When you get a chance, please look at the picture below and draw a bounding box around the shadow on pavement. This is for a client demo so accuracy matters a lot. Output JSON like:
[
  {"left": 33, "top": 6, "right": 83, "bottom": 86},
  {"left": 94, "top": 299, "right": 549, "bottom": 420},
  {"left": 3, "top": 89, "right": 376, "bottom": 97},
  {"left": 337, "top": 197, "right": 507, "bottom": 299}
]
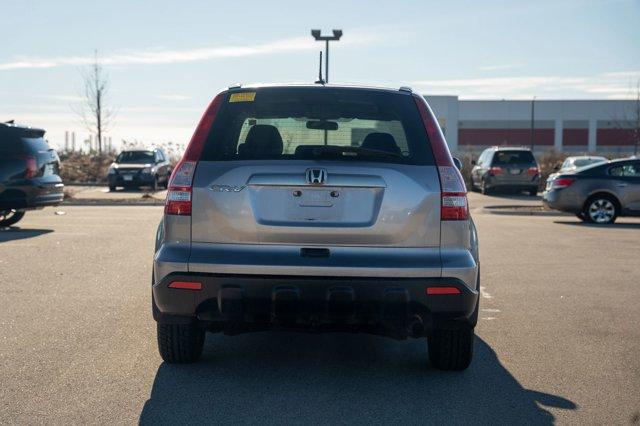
[
  {"left": 109, "top": 187, "right": 153, "bottom": 193},
  {"left": 140, "top": 333, "right": 575, "bottom": 424},
  {"left": 0, "top": 227, "right": 53, "bottom": 242},
  {"left": 554, "top": 220, "right": 640, "bottom": 230},
  {"left": 477, "top": 190, "right": 541, "bottom": 200}
]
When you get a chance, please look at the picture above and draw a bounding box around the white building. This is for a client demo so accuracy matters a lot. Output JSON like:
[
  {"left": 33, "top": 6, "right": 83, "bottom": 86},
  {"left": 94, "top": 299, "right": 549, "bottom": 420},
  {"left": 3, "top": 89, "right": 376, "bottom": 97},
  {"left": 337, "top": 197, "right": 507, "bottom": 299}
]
[{"left": 426, "top": 96, "right": 638, "bottom": 153}]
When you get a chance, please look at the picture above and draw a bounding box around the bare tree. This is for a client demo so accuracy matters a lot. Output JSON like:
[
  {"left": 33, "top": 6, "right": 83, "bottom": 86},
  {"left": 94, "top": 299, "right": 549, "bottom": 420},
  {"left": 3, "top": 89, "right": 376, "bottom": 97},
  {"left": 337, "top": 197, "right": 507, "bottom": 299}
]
[
  {"left": 611, "top": 80, "right": 640, "bottom": 156},
  {"left": 75, "top": 51, "right": 116, "bottom": 154},
  {"left": 631, "top": 81, "right": 640, "bottom": 156}
]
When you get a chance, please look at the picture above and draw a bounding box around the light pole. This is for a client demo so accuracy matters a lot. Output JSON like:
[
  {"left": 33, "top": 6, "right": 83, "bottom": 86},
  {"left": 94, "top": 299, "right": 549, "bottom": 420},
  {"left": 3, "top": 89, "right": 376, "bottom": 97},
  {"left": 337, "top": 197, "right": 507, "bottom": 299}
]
[{"left": 311, "top": 29, "right": 342, "bottom": 83}]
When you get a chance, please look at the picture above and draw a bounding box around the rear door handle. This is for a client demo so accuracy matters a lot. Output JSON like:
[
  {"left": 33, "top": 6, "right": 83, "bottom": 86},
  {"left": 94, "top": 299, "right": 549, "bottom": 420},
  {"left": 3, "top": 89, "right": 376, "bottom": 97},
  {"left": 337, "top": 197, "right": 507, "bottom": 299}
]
[{"left": 615, "top": 183, "right": 628, "bottom": 187}]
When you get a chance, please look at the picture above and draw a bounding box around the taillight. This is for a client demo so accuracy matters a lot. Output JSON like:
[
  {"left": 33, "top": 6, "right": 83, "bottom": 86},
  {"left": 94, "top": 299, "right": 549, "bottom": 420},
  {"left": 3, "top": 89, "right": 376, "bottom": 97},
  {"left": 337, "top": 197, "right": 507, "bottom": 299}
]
[
  {"left": 441, "top": 192, "right": 469, "bottom": 220},
  {"left": 25, "top": 156, "right": 38, "bottom": 178},
  {"left": 413, "top": 94, "right": 468, "bottom": 221},
  {"left": 488, "top": 167, "right": 503, "bottom": 175},
  {"left": 551, "top": 177, "right": 575, "bottom": 189},
  {"left": 165, "top": 93, "right": 225, "bottom": 216},
  {"left": 527, "top": 167, "right": 539, "bottom": 175}
]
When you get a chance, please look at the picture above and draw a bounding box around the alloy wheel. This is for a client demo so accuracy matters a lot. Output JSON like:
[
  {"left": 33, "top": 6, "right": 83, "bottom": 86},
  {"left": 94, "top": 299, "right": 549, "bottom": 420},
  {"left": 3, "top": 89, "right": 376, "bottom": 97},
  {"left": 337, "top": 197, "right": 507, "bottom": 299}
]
[
  {"left": 0, "top": 209, "right": 17, "bottom": 222},
  {"left": 588, "top": 199, "right": 616, "bottom": 223}
]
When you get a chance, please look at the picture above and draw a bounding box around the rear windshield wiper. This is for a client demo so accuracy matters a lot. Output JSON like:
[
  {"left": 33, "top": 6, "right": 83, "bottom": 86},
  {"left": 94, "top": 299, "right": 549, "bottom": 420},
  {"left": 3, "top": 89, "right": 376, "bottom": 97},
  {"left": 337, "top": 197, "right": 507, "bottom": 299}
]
[{"left": 310, "top": 145, "right": 405, "bottom": 160}]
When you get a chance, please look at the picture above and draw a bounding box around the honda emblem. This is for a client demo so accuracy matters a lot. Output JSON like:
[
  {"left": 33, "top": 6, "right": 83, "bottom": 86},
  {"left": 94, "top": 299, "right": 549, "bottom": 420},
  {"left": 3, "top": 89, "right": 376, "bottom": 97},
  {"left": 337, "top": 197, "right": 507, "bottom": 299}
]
[{"left": 305, "top": 168, "right": 327, "bottom": 185}]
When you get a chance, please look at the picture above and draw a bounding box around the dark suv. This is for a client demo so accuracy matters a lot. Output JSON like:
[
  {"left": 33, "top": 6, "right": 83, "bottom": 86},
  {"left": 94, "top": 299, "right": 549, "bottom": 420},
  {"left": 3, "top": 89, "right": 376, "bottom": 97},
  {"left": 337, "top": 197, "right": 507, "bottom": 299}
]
[
  {"left": 107, "top": 149, "right": 171, "bottom": 191},
  {"left": 471, "top": 147, "right": 540, "bottom": 195},
  {"left": 0, "top": 122, "right": 64, "bottom": 226},
  {"left": 152, "top": 84, "right": 479, "bottom": 370}
]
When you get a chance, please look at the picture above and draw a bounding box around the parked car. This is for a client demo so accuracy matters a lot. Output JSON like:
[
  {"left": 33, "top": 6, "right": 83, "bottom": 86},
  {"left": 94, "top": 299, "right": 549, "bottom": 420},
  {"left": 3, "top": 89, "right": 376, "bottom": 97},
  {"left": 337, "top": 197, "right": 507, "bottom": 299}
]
[
  {"left": 546, "top": 155, "right": 607, "bottom": 186},
  {"left": 0, "top": 121, "right": 64, "bottom": 227},
  {"left": 152, "top": 84, "right": 479, "bottom": 370},
  {"left": 107, "top": 148, "right": 171, "bottom": 191},
  {"left": 470, "top": 147, "right": 540, "bottom": 195},
  {"left": 543, "top": 158, "right": 640, "bottom": 224}
]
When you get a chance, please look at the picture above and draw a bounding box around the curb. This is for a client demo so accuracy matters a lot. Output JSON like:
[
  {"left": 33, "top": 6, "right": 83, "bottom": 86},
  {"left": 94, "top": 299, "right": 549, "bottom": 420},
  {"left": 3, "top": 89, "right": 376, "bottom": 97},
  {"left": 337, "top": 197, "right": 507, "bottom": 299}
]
[
  {"left": 64, "top": 182, "right": 106, "bottom": 187},
  {"left": 62, "top": 199, "right": 164, "bottom": 206},
  {"left": 481, "top": 207, "right": 569, "bottom": 216}
]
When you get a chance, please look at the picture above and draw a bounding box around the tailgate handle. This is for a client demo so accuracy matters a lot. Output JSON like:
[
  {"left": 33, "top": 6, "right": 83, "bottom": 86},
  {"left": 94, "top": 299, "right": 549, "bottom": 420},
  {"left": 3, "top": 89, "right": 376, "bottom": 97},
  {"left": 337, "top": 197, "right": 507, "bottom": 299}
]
[{"left": 300, "top": 248, "right": 330, "bottom": 258}]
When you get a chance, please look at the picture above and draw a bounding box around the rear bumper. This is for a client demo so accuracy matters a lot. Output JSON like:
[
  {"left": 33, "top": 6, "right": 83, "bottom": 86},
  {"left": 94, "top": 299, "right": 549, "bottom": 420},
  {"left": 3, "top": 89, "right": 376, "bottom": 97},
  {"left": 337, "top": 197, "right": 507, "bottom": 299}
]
[
  {"left": 542, "top": 189, "right": 582, "bottom": 213},
  {"left": 0, "top": 178, "right": 64, "bottom": 210},
  {"left": 108, "top": 173, "right": 155, "bottom": 187},
  {"left": 486, "top": 175, "right": 540, "bottom": 189},
  {"left": 152, "top": 272, "right": 479, "bottom": 338}
]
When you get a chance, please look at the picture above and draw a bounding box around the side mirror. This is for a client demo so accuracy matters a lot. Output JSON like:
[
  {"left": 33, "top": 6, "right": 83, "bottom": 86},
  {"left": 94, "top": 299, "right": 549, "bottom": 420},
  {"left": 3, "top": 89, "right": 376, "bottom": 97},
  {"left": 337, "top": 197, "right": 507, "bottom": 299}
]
[
  {"left": 471, "top": 160, "right": 476, "bottom": 166},
  {"left": 453, "top": 157, "right": 463, "bottom": 171}
]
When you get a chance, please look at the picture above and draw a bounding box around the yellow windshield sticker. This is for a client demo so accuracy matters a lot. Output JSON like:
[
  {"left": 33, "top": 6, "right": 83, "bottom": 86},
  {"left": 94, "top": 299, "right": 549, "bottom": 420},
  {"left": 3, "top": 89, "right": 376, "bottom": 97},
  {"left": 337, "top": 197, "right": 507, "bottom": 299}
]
[{"left": 229, "top": 92, "right": 256, "bottom": 103}]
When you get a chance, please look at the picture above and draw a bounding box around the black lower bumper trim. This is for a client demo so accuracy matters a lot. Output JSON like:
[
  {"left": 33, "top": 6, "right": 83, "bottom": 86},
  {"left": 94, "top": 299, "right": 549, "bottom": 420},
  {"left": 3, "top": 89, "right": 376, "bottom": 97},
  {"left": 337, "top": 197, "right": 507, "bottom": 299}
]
[{"left": 153, "top": 273, "right": 479, "bottom": 338}]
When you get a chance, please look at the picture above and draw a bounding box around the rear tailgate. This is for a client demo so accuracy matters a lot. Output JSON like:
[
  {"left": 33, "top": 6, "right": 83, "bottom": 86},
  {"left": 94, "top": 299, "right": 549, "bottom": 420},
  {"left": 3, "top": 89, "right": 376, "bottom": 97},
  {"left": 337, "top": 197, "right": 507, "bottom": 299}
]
[{"left": 191, "top": 161, "right": 441, "bottom": 247}]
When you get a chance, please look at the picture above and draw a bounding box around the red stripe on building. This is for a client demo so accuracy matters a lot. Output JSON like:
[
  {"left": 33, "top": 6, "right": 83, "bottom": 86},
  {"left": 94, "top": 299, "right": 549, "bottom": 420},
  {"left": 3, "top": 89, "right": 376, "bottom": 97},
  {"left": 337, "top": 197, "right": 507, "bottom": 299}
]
[
  {"left": 596, "top": 129, "right": 636, "bottom": 146},
  {"left": 458, "top": 129, "right": 554, "bottom": 146},
  {"left": 562, "top": 129, "right": 588, "bottom": 146}
]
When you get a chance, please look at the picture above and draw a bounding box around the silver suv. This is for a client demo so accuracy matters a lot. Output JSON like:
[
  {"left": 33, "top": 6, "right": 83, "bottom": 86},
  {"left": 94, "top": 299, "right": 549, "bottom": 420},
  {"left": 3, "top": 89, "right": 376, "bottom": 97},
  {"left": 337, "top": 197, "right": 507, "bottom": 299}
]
[{"left": 152, "top": 85, "right": 480, "bottom": 370}]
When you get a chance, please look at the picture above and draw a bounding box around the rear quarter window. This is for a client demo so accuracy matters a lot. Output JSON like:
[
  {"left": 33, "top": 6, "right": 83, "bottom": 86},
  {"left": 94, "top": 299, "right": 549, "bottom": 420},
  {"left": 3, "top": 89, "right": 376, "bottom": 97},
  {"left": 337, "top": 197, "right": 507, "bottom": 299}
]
[
  {"left": 609, "top": 163, "right": 640, "bottom": 177},
  {"left": 200, "top": 88, "right": 435, "bottom": 165}
]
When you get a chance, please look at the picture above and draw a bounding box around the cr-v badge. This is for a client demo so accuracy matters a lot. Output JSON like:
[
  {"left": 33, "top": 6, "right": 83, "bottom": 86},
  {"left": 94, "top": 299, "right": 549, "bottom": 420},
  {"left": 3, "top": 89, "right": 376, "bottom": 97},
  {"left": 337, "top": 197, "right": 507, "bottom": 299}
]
[{"left": 210, "top": 185, "right": 245, "bottom": 192}]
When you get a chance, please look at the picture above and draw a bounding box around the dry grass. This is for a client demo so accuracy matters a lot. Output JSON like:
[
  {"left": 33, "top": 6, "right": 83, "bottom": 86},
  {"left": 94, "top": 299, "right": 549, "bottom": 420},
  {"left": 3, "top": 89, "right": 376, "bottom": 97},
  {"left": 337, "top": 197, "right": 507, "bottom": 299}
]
[
  {"left": 58, "top": 149, "right": 179, "bottom": 184},
  {"left": 59, "top": 152, "right": 113, "bottom": 183},
  {"left": 63, "top": 188, "right": 77, "bottom": 200}
]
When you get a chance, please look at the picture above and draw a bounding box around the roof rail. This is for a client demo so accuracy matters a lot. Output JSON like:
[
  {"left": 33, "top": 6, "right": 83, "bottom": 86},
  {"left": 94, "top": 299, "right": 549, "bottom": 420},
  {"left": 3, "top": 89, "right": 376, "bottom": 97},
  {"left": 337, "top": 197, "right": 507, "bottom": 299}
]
[
  {"left": 228, "top": 83, "right": 242, "bottom": 89},
  {"left": 399, "top": 86, "right": 413, "bottom": 93}
]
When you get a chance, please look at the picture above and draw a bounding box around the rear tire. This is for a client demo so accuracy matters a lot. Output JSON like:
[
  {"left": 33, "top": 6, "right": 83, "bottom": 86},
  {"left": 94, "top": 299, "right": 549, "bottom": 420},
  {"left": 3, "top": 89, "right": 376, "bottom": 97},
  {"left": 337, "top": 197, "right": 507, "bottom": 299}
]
[
  {"left": 109, "top": 185, "right": 116, "bottom": 192},
  {"left": 157, "top": 323, "right": 205, "bottom": 364},
  {"left": 583, "top": 195, "right": 618, "bottom": 224},
  {"left": 0, "top": 209, "right": 26, "bottom": 227},
  {"left": 469, "top": 180, "right": 478, "bottom": 192},
  {"left": 428, "top": 327, "right": 474, "bottom": 371},
  {"left": 480, "top": 179, "right": 491, "bottom": 195}
]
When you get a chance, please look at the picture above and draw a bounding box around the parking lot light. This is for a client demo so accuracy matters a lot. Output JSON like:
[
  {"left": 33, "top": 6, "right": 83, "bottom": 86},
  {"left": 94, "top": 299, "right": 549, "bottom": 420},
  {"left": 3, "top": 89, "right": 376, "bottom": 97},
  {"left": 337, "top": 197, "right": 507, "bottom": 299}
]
[{"left": 311, "top": 29, "right": 342, "bottom": 83}]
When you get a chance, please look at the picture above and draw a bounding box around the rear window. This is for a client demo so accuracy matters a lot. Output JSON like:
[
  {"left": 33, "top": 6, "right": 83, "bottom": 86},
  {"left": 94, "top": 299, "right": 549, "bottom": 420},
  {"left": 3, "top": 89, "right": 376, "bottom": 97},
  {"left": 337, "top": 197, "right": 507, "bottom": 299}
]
[
  {"left": 0, "top": 132, "right": 22, "bottom": 154},
  {"left": 573, "top": 158, "right": 605, "bottom": 168},
  {"left": 116, "top": 151, "right": 155, "bottom": 163},
  {"left": 200, "top": 88, "right": 434, "bottom": 165},
  {"left": 0, "top": 133, "right": 49, "bottom": 155},
  {"left": 22, "top": 137, "right": 51, "bottom": 153},
  {"left": 491, "top": 150, "right": 536, "bottom": 166}
]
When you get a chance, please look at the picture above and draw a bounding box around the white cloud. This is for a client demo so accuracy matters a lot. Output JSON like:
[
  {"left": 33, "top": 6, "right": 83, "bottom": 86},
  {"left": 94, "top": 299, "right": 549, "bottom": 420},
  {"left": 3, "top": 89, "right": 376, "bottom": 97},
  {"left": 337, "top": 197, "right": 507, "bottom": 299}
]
[{"left": 0, "top": 30, "right": 383, "bottom": 71}]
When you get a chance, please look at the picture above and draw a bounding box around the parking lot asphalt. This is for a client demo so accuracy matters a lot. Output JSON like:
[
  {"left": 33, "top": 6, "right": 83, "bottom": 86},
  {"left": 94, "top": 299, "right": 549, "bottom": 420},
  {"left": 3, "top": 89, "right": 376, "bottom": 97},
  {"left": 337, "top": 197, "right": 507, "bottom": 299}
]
[{"left": 1, "top": 205, "right": 639, "bottom": 424}]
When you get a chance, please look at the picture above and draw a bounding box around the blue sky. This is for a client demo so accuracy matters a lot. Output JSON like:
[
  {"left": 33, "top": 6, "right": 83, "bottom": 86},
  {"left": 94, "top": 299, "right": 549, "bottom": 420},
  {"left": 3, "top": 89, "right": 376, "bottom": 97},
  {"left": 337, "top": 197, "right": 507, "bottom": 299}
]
[{"left": 1, "top": 0, "right": 638, "bottom": 149}]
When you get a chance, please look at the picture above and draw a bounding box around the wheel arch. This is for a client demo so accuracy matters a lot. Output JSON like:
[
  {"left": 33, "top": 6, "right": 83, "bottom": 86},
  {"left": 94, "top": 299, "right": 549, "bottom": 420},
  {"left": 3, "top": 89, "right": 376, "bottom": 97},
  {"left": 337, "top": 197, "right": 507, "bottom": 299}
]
[{"left": 583, "top": 190, "right": 621, "bottom": 211}]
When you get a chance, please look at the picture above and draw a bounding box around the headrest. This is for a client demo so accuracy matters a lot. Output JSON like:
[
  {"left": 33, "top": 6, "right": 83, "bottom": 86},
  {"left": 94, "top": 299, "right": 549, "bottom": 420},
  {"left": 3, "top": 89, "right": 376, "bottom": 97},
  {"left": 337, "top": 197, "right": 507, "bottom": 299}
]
[
  {"left": 361, "top": 132, "right": 401, "bottom": 155},
  {"left": 238, "top": 125, "right": 283, "bottom": 158}
]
